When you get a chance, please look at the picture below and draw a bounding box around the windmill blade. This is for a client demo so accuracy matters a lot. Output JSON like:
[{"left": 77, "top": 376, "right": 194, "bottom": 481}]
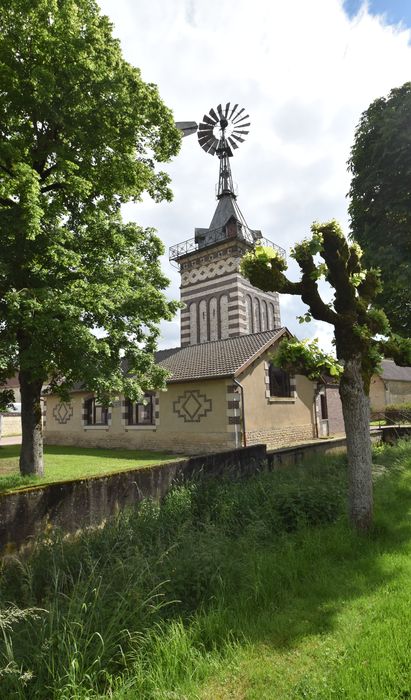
[
  {"left": 228, "top": 136, "right": 239, "bottom": 150},
  {"left": 198, "top": 135, "right": 217, "bottom": 151},
  {"left": 224, "top": 102, "right": 231, "bottom": 117},
  {"left": 198, "top": 133, "right": 216, "bottom": 146},
  {"left": 232, "top": 107, "right": 245, "bottom": 122},
  {"left": 175, "top": 121, "right": 198, "bottom": 137},
  {"left": 234, "top": 115, "right": 250, "bottom": 126},
  {"left": 202, "top": 113, "right": 217, "bottom": 126},
  {"left": 234, "top": 122, "right": 250, "bottom": 129},
  {"left": 233, "top": 129, "right": 249, "bottom": 136},
  {"left": 216, "top": 104, "right": 224, "bottom": 119},
  {"left": 229, "top": 103, "right": 238, "bottom": 120},
  {"left": 209, "top": 107, "right": 219, "bottom": 122},
  {"left": 198, "top": 123, "right": 214, "bottom": 132},
  {"left": 231, "top": 133, "right": 245, "bottom": 143},
  {"left": 233, "top": 114, "right": 249, "bottom": 126},
  {"left": 204, "top": 140, "right": 217, "bottom": 155}
]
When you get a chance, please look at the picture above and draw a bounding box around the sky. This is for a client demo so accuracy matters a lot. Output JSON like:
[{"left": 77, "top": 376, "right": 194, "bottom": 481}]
[{"left": 97, "top": 0, "right": 411, "bottom": 352}]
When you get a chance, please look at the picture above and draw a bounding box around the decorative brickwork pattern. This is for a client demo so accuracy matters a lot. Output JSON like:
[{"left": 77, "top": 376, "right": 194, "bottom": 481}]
[
  {"left": 52, "top": 402, "right": 73, "bottom": 425},
  {"left": 173, "top": 390, "right": 212, "bottom": 423}
]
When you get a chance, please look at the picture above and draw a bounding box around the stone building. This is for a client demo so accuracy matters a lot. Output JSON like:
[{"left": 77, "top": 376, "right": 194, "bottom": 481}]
[
  {"left": 45, "top": 119, "right": 329, "bottom": 452},
  {"left": 370, "top": 359, "right": 411, "bottom": 410}
]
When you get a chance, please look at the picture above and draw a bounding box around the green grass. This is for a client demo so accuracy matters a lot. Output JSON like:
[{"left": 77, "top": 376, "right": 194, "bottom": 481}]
[
  {"left": 0, "top": 440, "right": 410, "bottom": 699},
  {"left": 0, "top": 444, "right": 180, "bottom": 493}
]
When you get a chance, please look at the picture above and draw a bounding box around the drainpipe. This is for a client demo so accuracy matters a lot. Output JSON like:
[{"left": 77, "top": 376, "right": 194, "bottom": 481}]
[{"left": 233, "top": 377, "right": 247, "bottom": 447}]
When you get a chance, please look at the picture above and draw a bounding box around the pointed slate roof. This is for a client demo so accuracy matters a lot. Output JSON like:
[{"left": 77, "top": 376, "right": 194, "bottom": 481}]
[
  {"left": 156, "top": 329, "right": 287, "bottom": 383},
  {"left": 209, "top": 194, "right": 242, "bottom": 230}
]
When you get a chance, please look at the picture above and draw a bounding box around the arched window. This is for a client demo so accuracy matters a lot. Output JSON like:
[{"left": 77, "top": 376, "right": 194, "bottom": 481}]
[
  {"left": 189, "top": 302, "right": 197, "bottom": 345},
  {"left": 268, "top": 303, "right": 275, "bottom": 330},
  {"left": 245, "top": 295, "right": 253, "bottom": 333},
  {"left": 268, "top": 364, "right": 291, "bottom": 397},
  {"left": 220, "top": 294, "right": 229, "bottom": 339},
  {"left": 261, "top": 300, "right": 267, "bottom": 331},
  {"left": 84, "top": 397, "right": 108, "bottom": 425},
  {"left": 199, "top": 299, "right": 207, "bottom": 343},
  {"left": 209, "top": 297, "right": 218, "bottom": 341},
  {"left": 253, "top": 298, "right": 261, "bottom": 333}
]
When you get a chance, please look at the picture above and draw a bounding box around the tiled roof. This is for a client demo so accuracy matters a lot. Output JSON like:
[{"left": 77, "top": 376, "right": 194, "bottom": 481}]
[
  {"left": 380, "top": 359, "right": 411, "bottom": 382},
  {"left": 156, "top": 329, "right": 286, "bottom": 382}
]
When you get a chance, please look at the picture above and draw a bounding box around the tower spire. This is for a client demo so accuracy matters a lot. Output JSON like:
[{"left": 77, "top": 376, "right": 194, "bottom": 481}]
[{"left": 216, "top": 117, "right": 235, "bottom": 198}]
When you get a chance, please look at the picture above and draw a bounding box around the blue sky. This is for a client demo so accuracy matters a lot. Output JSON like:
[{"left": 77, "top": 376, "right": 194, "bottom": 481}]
[{"left": 344, "top": 0, "right": 411, "bottom": 27}]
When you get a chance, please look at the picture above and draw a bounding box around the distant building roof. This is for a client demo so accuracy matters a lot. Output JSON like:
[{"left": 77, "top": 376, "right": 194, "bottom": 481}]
[
  {"left": 380, "top": 359, "right": 411, "bottom": 382},
  {"left": 156, "top": 329, "right": 287, "bottom": 382}
]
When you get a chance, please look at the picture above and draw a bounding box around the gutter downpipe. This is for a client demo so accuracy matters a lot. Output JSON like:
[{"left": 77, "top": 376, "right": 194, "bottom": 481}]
[{"left": 233, "top": 377, "right": 247, "bottom": 447}]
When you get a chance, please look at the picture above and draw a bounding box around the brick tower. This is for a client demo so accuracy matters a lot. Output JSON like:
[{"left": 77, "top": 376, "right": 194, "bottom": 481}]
[{"left": 170, "top": 107, "right": 284, "bottom": 347}]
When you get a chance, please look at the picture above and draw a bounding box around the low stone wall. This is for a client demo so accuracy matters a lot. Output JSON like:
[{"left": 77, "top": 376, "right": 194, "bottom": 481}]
[
  {"left": 0, "top": 414, "right": 22, "bottom": 437},
  {"left": 1, "top": 426, "right": 410, "bottom": 552},
  {"left": 0, "top": 444, "right": 265, "bottom": 551}
]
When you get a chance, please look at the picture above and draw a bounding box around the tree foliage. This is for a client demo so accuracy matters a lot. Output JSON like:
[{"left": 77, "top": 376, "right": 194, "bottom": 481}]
[
  {"left": 348, "top": 82, "right": 411, "bottom": 336},
  {"left": 0, "top": 0, "right": 181, "bottom": 473},
  {"left": 272, "top": 338, "right": 343, "bottom": 382},
  {"left": 241, "top": 220, "right": 411, "bottom": 530}
]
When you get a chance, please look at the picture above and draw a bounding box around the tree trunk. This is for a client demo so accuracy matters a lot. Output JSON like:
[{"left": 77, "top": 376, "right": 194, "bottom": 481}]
[
  {"left": 339, "top": 356, "right": 373, "bottom": 530},
  {"left": 19, "top": 370, "right": 44, "bottom": 476}
]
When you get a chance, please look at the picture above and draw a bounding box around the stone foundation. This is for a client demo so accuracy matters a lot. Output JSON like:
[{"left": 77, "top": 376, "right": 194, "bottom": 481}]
[
  {"left": 44, "top": 429, "right": 237, "bottom": 455},
  {"left": 246, "top": 423, "right": 316, "bottom": 449}
]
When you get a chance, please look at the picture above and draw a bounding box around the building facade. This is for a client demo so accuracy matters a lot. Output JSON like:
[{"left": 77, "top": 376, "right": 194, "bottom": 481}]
[{"left": 44, "top": 112, "right": 325, "bottom": 452}]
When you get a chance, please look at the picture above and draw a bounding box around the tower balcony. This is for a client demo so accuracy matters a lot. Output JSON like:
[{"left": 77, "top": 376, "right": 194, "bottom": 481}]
[{"left": 169, "top": 226, "right": 286, "bottom": 263}]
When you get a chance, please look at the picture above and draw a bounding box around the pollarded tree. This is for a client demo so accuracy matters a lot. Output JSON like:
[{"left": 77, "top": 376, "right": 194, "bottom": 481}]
[
  {"left": 348, "top": 83, "right": 411, "bottom": 336},
  {"left": 0, "top": 0, "right": 181, "bottom": 475},
  {"left": 241, "top": 220, "right": 411, "bottom": 530}
]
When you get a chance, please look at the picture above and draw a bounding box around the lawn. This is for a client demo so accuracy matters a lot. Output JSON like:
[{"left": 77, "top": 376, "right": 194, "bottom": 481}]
[{"left": 0, "top": 444, "right": 180, "bottom": 493}]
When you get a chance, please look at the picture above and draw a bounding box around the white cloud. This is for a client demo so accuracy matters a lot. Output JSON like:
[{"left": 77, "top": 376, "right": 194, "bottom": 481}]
[{"left": 98, "top": 0, "right": 411, "bottom": 351}]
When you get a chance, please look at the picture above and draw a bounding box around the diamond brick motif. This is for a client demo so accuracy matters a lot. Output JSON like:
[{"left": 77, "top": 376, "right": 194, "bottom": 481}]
[
  {"left": 173, "top": 390, "right": 212, "bottom": 423},
  {"left": 53, "top": 402, "right": 73, "bottom": 425}
]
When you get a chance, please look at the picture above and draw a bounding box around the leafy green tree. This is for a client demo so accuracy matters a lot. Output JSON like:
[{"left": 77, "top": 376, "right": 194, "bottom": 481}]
[
  {"left": 0, "top": 0, "right": 181, "bottom": 475},
  {"left": 241, "top": 221, "right": 411, "bottom": 530},
  {"left": 348, "top": 82, "right": 411, "bottom": 336}
]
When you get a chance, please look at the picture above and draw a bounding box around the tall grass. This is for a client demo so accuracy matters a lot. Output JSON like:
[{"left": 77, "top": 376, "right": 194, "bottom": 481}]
[{"left": 0, "top": 442, "right": 409, "bottom": 699}]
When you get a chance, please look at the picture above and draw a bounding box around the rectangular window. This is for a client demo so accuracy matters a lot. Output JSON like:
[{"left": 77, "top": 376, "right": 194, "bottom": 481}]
[
  {"left": 126, "top": 394, "right": 155, "bottom": 426},
  {"left": 85, "top": 398, "right": 108, "bottom": 425},
  {"left": 269, "top": 364, "right": 291, "bottom": 398}
]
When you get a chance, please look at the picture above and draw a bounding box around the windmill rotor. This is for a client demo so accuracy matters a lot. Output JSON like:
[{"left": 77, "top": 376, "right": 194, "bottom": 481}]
[
  {"left": 175, "top": 103, "right": 250, "bottom": 158},
  {"left": 197, "top": 102, "right": 250, "bottom": 156}
]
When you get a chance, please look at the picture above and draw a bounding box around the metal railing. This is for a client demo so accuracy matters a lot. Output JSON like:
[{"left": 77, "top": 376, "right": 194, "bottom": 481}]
[
  {"left": 370, "top": 409, "right": 411, "bottom": 428},
  {"left": 169, "top": 227, "right": 286, "bottom": 262}
]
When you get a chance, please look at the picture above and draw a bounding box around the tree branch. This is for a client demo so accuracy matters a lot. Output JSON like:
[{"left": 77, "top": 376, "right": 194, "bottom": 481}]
[{"left": 40, "top": 182, "right": 65, "bottom": 194}]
